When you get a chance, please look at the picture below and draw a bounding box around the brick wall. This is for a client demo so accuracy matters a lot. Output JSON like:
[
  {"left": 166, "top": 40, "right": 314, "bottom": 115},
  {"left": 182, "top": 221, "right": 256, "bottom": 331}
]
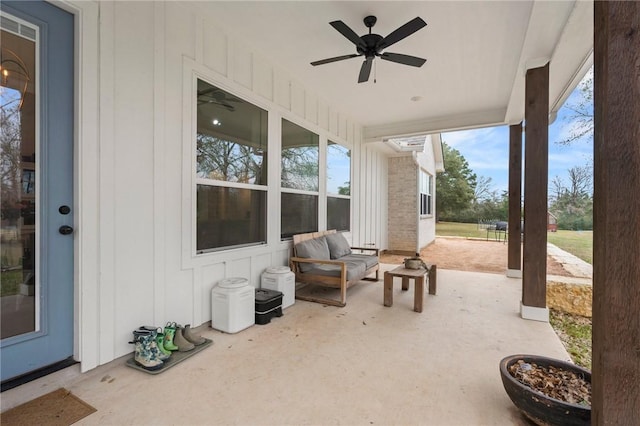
[{"left": 388, "top": 156, "right": 417, "bottom": 253}]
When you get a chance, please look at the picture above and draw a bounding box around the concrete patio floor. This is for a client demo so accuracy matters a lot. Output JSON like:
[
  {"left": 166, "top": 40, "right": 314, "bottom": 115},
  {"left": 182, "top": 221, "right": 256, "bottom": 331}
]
[{"left": 2, "top": 266, "right": 570, "bottom": 425}]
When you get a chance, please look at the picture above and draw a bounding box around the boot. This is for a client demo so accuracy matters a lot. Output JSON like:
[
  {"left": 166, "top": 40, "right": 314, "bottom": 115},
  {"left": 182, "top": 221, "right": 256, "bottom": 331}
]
[
  {"left": 129, "top": 329, "right": 164, "bottom": 371},
  {"left": 173, "top": 325, "right": 195, "bottom": 352},
  {"left": 138, "top": 326, "right": 171, "bottom": 360},
  {"left": 163, "top": 322, "right": 179, "bottom": 351},
  {"left": 182, "top": 324, "right": 206, "bottom": 346}
]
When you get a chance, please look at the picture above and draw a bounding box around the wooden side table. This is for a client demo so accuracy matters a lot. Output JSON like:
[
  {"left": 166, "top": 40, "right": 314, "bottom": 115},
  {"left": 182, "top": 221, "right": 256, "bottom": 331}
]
[{"left": 383, "top": 265, "right": 437, "bottom": 313}]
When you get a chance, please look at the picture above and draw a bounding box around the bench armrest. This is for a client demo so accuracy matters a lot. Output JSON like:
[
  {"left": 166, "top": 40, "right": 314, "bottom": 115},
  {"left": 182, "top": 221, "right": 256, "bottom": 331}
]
[{"left": 350, "top": 246, "right": 380, "bottom": 256}]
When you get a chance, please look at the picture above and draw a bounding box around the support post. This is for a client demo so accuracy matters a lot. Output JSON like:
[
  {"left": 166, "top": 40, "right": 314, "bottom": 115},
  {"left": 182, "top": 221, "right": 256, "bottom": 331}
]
[
  {"left": 592, "top": 2, "right": 640, "bottom": 423},
  {"left": 507, "top": 122, "right": 522, "bottom": 278},
  {"left": 521, "top": 64, "right": 549, "bottom": 321}
]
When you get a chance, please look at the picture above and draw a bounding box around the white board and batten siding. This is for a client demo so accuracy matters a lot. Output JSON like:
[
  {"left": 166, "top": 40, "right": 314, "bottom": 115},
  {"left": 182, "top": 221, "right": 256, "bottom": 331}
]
[{"left": 69, "top": 1, "right": 390, "bottom": 371}]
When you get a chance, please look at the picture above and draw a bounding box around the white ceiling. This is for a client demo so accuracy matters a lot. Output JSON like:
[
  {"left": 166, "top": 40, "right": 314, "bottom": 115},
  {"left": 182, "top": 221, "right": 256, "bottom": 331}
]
[{"left": 192, "top": 1, "right": 593, "bottom": 140}]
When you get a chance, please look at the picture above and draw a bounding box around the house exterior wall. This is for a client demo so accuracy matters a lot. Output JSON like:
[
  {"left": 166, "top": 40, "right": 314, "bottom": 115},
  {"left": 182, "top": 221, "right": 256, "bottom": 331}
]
[
  {"left": 386, "top": 135, "right": 439, "bottom": 255},
  {"left": 70, "top": 1, "right": 389, "bottom": 372},
  {"left": 415, "top": 136, "right": 438, "bottom": 251},
  {"left": 387, "top": 156, "right": 418, "bottom": 253}
]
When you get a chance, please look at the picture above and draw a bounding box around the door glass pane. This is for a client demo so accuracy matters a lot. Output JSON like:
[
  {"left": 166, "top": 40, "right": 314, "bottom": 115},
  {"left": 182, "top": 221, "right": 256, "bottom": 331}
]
[{"left": 1, "top": 27, "right": 37, "bottom": 339}]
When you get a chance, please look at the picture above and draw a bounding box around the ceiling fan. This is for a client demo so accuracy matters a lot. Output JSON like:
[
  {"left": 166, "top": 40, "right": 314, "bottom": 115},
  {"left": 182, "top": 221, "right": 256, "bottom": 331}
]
[
  {"left": 197, "top": 88, "right": 241, "bottom": 112},
  {"left": 311, "top": 15, "right": 427, "bottom": 83}
]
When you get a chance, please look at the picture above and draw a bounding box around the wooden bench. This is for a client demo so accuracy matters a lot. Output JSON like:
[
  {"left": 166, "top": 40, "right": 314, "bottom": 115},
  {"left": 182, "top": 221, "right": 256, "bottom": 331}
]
[{"left": 289, "top": 230, "right": 379, "bottom": 307}]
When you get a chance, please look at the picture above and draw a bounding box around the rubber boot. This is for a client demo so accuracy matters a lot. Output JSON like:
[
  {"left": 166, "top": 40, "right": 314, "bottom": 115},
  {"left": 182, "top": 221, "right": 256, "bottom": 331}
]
[
  {"left": 182, "top": 324, "right": 206, "bottom": 346},
  {"left": 138, "top": 326, "right": 171, "bottom": 360},
  {"left": 163, "top": 322, "right": 179, "bottom": 351},
  {"left": 173, "top": 325, "right": 195, "bottom": 352},
  {"left": 129, "top": 330, "right": 164, "bottom": 371}
]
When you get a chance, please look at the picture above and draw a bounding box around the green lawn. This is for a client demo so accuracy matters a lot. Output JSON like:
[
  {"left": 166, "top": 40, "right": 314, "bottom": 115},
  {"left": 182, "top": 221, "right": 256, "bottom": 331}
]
[
  {"left": 435, "top": 221, "right": 490, "bottom": 239},
  {"left": 547, "top": 230, "right": 593, "bottom": 264},
  {"left": 436, "top": 222, "right": 593, "bottom": 264},
  {"left": 1, "top": 270, "right": 23, "bottom": 297}
]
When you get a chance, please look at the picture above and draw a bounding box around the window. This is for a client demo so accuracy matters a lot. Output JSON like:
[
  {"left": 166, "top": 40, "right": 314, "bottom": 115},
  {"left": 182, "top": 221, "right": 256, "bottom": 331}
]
[
  {"left": 420, "top": 171, "right": 433, "bottom": 216},
  {"left": 196, "top": 79, "right": 268, "bottom": 252},
  {"left": 327, "top": 142, "right": 351, "bottom": 231},
  {"left": 281, "top": 119, "right": 319, "bottom": 239}
]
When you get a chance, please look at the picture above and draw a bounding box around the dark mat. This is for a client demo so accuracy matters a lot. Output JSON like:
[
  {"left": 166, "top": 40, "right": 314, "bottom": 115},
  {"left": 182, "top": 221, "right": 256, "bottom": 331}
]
[
  {"left": 0, "top": 388, "right": 96, "bottom": 426},
  {"left": 125, "top": 338, "right": 213, "bottom": 375}
]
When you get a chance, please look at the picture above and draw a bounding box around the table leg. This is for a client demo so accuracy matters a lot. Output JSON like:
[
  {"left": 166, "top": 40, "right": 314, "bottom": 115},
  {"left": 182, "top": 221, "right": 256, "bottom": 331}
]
[
  {"left": 384, "top": 272, "right": 393, "bottom": 307},
  {"left": 401, "top": 276, "right": 409, "bottom": 291},
  {"left": 414, "top": 276, "right": 424, "bottom": 313},
  {"left": 428, "top": 265, "right": 437, "bottom": 295}
]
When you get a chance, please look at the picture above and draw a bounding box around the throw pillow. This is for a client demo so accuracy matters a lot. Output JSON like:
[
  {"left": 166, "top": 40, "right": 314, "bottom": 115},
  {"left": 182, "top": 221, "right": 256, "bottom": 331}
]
[
  {"left": 295, "top": 236, "right": 330, "bottom": 272},
  {"left": 325, "top": 232, "right": 352, "bottom": 259}
]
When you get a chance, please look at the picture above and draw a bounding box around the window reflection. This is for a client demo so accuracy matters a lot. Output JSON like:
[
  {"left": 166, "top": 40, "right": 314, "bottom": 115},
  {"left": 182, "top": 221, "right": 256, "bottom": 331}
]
[
  {"left": 281, "top": 119, "right": 319, "bottom": 191},
  {"left": 327, "top": 142, "right": 350, "bottom": 195},
  {"left": 195, "top": 79, "right": 268, "bottom": 252},
  {"left": 196, "top": 80, "right": 267, "bottom": 185},
  {"left": 281, "top": 193, "right": 318, "bottom": 239},
  {"left": 1, "top": 29, "right": 37, "bottom": 339}
]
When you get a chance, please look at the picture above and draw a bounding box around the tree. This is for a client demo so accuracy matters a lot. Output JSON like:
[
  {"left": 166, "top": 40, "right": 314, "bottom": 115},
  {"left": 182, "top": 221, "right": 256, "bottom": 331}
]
[
  {"left": 473, "top": 175, "right": 494, "bottom": 204},
  {"left": 556, "top": 68, "right": 593, "bottom": 146},
  {"left": 436, "top": 142, "right": 476, "bottom": 220},
  {"left": 549, "top": 165, "right": 593, "bottom": 230}
]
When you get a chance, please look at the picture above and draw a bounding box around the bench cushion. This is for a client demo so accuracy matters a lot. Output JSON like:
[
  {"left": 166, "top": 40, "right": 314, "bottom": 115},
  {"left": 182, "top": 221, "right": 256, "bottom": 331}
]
[
  {"left": 340, "top": 253, "right": 379, "bottom": 270},
  {"left": 295, "top": 236, "right": 330, "bottom": 272},
  {"left": 325, "top": 232, "right": 352, "bottom": 259},
  {"left": 304, "top": 260, "right": 366, "bottom": 281}
]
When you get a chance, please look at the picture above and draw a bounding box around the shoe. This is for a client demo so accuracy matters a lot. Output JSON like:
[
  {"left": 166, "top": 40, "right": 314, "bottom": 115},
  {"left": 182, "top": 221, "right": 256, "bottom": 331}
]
[
  {"left": 138, "top": 326, "right": 171, "bottom": 360},
  {"left": 163, "top": 322, "right": 179, "bottom": 351},
  {"left": 173, "top": 325, "right": 195, "bottom": 352},
  {"left": 129, "top": 329, "right": 164, "bottom": 371},
  {"left": 182, "top": 324, "right": 206, "bottom": 346}
]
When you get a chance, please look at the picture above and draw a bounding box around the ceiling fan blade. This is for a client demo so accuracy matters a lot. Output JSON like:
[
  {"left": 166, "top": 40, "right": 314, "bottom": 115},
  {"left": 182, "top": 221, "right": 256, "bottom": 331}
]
[
  {"left": 380, "top": 52, "right": 426, "bottom": 67},
  {"left": 330, "top": 20, "right": 366, "bottom": 49},
  {"left": 378, "top": 17, "right": 427, "bottom": 50},
  {"left": 311, "top": 54, "right": 360, "bottom": 66},
  {"left": 358, "top": 57, "right": 373, "bottom": 83}
]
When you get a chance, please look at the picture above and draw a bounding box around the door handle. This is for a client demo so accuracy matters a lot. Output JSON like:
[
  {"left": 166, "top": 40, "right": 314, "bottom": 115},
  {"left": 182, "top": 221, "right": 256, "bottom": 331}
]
[{"left": 59, "top": 225, "right": 74, "bottom": 235}]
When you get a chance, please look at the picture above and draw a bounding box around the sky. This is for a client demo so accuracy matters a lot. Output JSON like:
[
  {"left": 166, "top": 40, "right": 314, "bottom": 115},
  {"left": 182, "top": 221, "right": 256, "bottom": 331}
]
[{"left": 441, "top": 68, "right": 594, "bottom": 196}]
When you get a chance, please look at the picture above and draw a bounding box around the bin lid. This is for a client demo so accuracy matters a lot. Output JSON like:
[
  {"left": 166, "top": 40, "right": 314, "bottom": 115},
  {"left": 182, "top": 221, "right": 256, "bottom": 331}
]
[
  {"left": 265, "top": 266, "right": 291, "bottom": 274},
  {"left": 217, "top": 277, "right": 249, "bottom": 289}
]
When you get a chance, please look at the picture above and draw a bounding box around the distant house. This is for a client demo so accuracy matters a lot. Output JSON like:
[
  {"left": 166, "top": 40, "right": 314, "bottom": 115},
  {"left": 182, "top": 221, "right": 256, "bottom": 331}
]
[
  {"left": 548, "top": 212, "right": 558, "bottom": 232},
  {"left": 386, "top": 135, "right": 445, "bottom": 255}
]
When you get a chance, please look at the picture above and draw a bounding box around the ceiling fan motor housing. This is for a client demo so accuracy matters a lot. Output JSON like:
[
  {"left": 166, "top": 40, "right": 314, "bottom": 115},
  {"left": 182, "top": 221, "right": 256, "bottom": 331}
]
[{"left": 358, "top": 34, "right": 384, "bottom": 58}]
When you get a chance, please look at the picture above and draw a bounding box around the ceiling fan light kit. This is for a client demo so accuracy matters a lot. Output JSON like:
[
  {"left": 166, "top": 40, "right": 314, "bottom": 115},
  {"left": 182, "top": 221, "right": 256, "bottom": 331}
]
[{"left": 311, "top": 15, "right": 427, "bottom": 83}]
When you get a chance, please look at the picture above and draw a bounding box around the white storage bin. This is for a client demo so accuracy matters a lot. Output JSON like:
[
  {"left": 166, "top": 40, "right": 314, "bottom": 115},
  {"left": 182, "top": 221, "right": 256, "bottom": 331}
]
[
  {"left": 261, "top": 266, "right": 295, "bottom": 309},
  {"left": 211, "top": 277, "right": 255, "bottom": 333}
]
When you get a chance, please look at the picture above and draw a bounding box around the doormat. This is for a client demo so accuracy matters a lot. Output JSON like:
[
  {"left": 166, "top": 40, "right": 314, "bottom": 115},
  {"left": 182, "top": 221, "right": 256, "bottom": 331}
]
[
  {"left": 125, "top": 337, "right": 213, "bottom": 375},
  {"left": 0, "top": 388, "right": 96, "bottom": 426}
]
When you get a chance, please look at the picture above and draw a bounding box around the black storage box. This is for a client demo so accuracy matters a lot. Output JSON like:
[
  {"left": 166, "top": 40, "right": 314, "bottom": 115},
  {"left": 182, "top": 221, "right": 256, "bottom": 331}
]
[{"left": 255, "top": 288, "right": 283, "bottom": 325}]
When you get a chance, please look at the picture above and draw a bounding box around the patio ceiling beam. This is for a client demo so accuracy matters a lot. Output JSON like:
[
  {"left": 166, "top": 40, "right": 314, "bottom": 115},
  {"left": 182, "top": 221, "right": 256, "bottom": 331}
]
[
  {"left": 521, "top": 63, "right": 549, "bottom": 321},
  {"left": 361, "top": 108, "right": 505, "bottom": 143},
  {"left": 592, "top": 2, "right": 640, "bottom": 423},
  {"left": 507, "top": 122, "right": 522, "bottom": 278}
]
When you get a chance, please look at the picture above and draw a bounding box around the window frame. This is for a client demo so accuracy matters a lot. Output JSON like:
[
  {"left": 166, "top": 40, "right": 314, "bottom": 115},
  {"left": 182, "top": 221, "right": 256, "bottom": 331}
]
[
  {"left": 419, "top": 170, "right": 433, "bottom": 217},
  {"left": 280, "top": 118, "right": 320, "bottom": 240},
  {"left": 326, "top": 141, "right": 351, "bottom": 231},
  {"left": 194, "top": 77, "right": 269, "bottom": 254}
]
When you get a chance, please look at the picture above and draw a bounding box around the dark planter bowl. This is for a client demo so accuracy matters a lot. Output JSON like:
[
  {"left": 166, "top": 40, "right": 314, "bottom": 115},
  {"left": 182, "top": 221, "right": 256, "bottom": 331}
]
[{"left": 499, "top": 354, "right": 591, "bottom": 426}]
